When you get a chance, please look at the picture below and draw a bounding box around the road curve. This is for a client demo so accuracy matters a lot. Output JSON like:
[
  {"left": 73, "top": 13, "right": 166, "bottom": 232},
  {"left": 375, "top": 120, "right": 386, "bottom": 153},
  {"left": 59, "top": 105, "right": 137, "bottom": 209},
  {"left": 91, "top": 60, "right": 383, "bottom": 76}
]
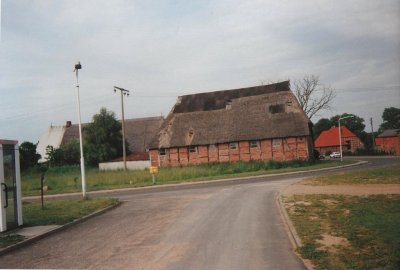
[{"left": 0, "top": 157, "right": 398, "bottom": 269}]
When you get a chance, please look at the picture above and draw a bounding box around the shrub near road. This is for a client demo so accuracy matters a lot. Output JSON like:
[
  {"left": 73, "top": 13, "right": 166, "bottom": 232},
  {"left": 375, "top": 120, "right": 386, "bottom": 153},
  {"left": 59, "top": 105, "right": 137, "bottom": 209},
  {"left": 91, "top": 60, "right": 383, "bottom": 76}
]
[{"left": 283, "top": 165, "right": 400, "bottom": 270}]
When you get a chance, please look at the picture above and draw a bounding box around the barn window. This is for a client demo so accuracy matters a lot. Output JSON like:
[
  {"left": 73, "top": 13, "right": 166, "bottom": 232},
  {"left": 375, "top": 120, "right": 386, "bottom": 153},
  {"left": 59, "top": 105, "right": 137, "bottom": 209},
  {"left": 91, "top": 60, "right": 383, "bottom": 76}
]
[
  {"left": 250, "top": 140, "right": 258, "bottom": 148},
  {"left": 189, "top": 145, "right": 197, "bottom": 153},
  {"left": 272, "top": 139, "right": 281, "bottom": 147},
  {"left": 209, "top": 144, "right": 217, "bottom": 151},
  {"left": 225, "top": 99, "right": 232, "bottom": 110},
  {"left": 269, "top": 104, "right": 285, "bottom": 114},
  {"left": 159, "top": 148, "right": 166, "bottom": 155},
  {"left": 229, "top": 142, "right": 238, "bottom": 150}
]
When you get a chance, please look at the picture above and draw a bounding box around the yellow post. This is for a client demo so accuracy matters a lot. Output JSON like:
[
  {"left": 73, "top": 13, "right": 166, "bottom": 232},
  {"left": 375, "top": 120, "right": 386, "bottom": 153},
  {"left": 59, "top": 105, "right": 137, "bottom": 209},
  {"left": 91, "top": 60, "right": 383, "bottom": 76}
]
[{"left": 149, "top": 166, "right": 158, "bottom": 184}]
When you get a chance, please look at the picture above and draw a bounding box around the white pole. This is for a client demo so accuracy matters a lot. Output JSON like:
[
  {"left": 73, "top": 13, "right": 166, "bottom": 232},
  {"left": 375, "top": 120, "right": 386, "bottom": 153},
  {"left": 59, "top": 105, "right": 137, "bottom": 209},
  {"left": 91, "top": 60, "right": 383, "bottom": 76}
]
[
  {"left": 75, "top": 65, "right": 86, "bottom": 198},
  {"left": 338, "top": 115, "right": 354, "bottom": 162},
  {"left": 339, "top": 120, "right": 343, "bottom": 162},
  {"left": 121, "top": 91, "right": 127, "bottom": 171}
]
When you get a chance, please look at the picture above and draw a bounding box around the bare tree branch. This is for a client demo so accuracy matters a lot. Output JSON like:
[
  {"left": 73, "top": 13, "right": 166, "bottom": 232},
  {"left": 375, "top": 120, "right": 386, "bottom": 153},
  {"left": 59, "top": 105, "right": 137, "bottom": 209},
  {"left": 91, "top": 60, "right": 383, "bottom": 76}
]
[{"left": 293, "top": 75, "right": 336, "bottom": 119}]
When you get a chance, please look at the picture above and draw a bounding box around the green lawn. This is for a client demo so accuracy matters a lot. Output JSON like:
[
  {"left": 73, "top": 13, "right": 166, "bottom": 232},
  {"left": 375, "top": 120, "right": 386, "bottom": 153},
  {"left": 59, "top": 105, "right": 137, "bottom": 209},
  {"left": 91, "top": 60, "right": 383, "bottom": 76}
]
[
  {"left": 285, "top": 194, "right": 400, "bottom": 270},
  {"left": 21, "top": 160, "right": 354, "bottom": 196},
  {"left": 0, "top": 197, "right": 118, "bottom": 250},
  {"left": 23, "top": 197, "right": 119, "bottom": 226},
  {"left": 284, "top": 165, "right": 400, "bottom": 270},
  {"left": 302, "top": 164, "right": 400, "bottom": 185}
]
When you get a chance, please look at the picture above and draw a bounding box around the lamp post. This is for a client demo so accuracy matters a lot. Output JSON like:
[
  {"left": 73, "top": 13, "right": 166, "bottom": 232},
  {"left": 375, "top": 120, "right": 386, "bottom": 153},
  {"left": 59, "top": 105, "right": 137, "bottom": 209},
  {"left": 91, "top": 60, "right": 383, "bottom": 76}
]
[
  {"left": 113, "top": 86, "right": 130, "bottom": 171},
  {"left": 338, "top": 115, "right": 354, "bottom": 162},
  {"left": 74, "top": 62, "right": 86, "bottom": 198}
]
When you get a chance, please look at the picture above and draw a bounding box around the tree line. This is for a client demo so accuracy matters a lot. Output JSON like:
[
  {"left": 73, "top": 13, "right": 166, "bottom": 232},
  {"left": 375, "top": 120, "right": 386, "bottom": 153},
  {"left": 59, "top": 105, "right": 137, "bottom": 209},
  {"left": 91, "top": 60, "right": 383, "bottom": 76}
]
[
  {"left": 20, "top": 107, "right": 125, "bottom": 171},
  {"left": 313, "top": 107, "right": 400, "bottom": 149}
]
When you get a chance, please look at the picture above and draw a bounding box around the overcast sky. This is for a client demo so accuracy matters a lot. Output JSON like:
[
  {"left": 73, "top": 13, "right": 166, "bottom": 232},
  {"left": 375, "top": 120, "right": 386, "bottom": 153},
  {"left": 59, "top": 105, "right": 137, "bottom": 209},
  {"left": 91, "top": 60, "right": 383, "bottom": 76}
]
[{"left": 1, "top": 0, "right": 399, "bottom": 143}]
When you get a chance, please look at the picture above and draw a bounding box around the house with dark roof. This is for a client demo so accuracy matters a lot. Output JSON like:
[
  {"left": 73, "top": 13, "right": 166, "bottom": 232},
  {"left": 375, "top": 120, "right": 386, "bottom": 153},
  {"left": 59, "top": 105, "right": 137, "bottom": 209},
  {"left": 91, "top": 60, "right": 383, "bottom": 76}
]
[
  {"left": 37, "top": 116, "right": 164, "bottom": 162},
  {"left": 375, "top": 129, "right": 400, "bottom": 155},
  {"left": 148, "top": 81, "right": 314, "bottom": 167},
  {"left": 314, "top": 126, "right": 364, "bottom": 155}
]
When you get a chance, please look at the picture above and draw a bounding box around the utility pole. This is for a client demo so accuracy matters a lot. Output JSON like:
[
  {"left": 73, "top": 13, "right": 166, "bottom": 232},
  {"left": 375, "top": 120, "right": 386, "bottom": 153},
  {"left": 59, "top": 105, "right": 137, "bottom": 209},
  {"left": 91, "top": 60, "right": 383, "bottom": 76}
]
[
  {"left": 74, "top": 62, "right": 86, "bottom": 198},
  {"left": 114, "top": 86, "right": 130, "bottom": 171},
  {"left": 370, "top": 118, "right": 375, "bottom": 148}
]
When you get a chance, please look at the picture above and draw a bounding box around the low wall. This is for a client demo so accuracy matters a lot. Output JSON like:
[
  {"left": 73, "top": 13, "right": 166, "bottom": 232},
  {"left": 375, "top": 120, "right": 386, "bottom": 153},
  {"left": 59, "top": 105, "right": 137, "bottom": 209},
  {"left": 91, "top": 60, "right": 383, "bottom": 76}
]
[{"left": 99, "top": 160, "right": 151, "bottom": 171}]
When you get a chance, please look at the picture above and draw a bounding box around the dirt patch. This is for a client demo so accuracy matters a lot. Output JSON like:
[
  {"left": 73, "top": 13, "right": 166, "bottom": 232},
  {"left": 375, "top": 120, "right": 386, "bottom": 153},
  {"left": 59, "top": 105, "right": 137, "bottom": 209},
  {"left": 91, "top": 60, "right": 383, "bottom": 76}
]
[
  {"left": 316, "top": 234, "right": 350, "bottom": 253},
  {"left": 283, "top": 184, "right": 400, "bottom": 196},
  {"left": 295, "top": 200, "right": 312, "bottom": 206}
]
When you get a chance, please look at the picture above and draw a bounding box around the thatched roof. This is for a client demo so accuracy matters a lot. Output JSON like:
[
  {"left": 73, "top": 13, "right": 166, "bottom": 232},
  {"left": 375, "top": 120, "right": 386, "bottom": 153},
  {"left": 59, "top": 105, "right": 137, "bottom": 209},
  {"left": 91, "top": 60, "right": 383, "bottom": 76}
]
[
  {"left": 123, "top": 117, "right": 164, "bottom": 153},
  {"left": 61, "top": 116, "right": 164, "bottom": 153},
  {"left": 149, "top": 81, "right": 311, "bottom": 149}
]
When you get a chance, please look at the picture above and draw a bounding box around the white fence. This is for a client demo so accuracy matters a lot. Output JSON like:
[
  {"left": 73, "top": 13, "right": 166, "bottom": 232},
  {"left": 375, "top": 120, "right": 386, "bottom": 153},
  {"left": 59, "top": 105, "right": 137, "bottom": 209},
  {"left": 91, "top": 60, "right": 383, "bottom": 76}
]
[{"left": 99, "top": 160, "right": 151, "bottom": 171}]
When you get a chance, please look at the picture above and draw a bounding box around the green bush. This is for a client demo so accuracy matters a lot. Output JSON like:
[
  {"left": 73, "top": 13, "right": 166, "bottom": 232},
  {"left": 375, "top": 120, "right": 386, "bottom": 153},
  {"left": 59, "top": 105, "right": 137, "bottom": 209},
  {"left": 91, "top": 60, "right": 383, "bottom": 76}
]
[{"left": 343, "top": 148, "right": 388, "bottom": 156}]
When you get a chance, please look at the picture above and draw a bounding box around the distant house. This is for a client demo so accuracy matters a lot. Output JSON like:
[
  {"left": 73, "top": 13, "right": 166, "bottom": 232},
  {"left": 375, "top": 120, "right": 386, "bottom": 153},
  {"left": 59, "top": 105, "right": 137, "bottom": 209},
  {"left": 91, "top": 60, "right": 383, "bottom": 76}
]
[
  {"left": 375, "top": 129, "right": 400, "bottom": 155},
  {"left": 148, "top": 81, "right": 314, "bottom": 167},
  {"left": 314, "top": 126, "right": 364, "bottom": 155},
  {"left": 37, "top": 117, "right": 164, "bottom": 162}
]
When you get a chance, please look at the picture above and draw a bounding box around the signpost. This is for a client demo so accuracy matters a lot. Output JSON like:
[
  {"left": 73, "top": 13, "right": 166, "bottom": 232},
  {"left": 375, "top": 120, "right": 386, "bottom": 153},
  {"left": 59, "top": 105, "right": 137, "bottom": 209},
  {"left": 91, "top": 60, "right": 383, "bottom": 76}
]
[{"left": 149, "top": 166, "right": 158, "bottom": 185}]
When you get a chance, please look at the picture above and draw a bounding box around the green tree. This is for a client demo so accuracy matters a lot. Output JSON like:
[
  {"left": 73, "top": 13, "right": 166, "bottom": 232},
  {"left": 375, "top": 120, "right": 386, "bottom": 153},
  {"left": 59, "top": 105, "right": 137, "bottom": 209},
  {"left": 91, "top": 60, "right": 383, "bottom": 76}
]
[
  {"left": 379, "top": 107, "right": 400, "bottom": 131},
  {"left": 84, "top": 108, "right": 123, "bottom": 166},
  {"left": 45, "top": 140, "right": 80, "bottom": 167},
  {"left": 45, "top": 145, "right": 64, "bottom": 167},
  {"left": 313, "top": 118, "right": 332, "bottom": 138},
  {"left": 61, "top": 140, "right": 80, "bottom": 165},
  {"left": 19, "top": 141, "right": 41, "bottom": 171}
]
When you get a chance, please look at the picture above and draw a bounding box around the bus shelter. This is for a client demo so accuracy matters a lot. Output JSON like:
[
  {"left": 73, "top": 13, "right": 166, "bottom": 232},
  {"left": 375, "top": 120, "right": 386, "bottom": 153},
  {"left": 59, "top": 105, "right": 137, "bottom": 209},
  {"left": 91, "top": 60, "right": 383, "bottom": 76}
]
[{"left": 0, "top": 140, "right": 23, "bottom": 232}]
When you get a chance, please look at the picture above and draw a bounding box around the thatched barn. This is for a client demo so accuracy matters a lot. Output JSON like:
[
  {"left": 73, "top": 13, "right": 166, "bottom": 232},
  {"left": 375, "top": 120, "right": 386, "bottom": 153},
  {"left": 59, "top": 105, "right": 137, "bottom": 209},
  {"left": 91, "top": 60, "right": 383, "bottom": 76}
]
[{"left": 148, "top": 81, "right": 314, "bottom": 167}]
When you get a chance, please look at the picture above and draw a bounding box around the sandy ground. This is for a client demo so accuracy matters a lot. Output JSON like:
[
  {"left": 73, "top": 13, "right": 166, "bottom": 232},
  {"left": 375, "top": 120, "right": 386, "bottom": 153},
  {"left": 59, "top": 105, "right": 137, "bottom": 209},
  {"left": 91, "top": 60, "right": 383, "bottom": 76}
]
[{"left": 283, "top": 183, "right": 400, "bottom": 196}]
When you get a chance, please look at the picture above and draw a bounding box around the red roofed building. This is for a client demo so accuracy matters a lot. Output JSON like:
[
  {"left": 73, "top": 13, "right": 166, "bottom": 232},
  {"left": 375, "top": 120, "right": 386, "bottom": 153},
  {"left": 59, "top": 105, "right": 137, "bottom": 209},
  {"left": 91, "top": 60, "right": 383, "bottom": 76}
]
[
  {"left": 314, "top": 126, "right": 364, "bottom": 155},
  {"left": 375, "top": 129, "right": 400, "bottom": 156}
]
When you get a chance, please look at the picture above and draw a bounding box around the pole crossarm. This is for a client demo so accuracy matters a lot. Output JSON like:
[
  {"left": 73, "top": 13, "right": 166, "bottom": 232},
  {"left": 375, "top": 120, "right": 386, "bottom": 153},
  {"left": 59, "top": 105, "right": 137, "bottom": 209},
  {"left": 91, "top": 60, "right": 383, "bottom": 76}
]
[{"left": 113, "top": 86, "right": 132, "bottom": 171}]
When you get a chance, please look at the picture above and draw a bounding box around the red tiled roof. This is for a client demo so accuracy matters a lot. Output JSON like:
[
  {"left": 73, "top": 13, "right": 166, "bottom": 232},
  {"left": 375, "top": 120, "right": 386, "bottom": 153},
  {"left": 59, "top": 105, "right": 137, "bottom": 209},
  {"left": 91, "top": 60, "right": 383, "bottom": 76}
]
[{"left": 315, "top": 126, "right": 357, "bottom": 147}]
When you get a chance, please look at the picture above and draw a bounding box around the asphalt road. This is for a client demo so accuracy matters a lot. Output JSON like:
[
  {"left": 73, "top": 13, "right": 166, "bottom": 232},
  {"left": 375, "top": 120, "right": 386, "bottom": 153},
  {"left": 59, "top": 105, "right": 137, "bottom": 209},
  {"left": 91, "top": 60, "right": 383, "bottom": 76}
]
[{"left": 1, "top": 157, "right": 398, "bottom": 269}]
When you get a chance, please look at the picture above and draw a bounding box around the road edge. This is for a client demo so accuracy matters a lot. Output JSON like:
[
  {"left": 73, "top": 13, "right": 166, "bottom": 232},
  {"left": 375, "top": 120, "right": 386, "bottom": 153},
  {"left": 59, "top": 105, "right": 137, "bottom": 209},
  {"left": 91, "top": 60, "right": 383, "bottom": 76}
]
[
  {"left": 0, "top": 201, "right": 121, "bottom": 256},
  {"left": 276, "top": 192, "right": 315, "bottom": 270}
]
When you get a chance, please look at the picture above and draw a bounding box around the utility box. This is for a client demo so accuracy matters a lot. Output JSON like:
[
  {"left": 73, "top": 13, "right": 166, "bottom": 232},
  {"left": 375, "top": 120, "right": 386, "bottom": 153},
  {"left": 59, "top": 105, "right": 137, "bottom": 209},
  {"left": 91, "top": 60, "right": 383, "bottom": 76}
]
[{"left": 0, "top": 140, "right": 23, "bottom": 232}]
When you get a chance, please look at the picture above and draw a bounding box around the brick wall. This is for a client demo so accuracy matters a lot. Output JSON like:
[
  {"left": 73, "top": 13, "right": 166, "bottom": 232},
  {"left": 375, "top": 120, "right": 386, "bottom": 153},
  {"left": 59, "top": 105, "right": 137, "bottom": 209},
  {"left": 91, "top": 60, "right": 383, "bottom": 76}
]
[
  {"left": 375, "top": 137, "right": 400, "bottom": 156},
  {"left": 150, "top": 136, "right": 311, "bottom": 167},
  {"left": 316, "top": 136, "right": 364, "bottom": 155}
]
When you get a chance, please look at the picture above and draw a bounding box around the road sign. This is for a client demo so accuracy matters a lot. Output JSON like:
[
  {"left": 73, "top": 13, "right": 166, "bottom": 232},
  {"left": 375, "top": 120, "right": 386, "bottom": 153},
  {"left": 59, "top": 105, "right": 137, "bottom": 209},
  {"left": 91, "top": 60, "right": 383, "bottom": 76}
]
[{"left": 149, "top": 166, "right": 158, "bottom": 174}]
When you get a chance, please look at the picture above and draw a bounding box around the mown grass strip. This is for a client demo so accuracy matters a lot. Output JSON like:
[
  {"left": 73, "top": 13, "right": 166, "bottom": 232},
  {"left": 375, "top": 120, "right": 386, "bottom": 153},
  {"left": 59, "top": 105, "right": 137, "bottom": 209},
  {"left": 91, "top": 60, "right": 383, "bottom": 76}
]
[
  {"left": 284, "top": 194, "right": 400, "bottom": 270},
  {"left": 0, "top": 234, "right": 26, "bottom": 249},
  {"left": 0, "top": 197, "right": 117, "bottom": 249},
  {"left": 284, "top": 165, "right": 400, "bottom": 269},
  {"left": 21, "top": 160, "right": 354, "bottom": 196},
  {"left": 302, "top": 165, "right": 400, "bottom": 185},
  {"left": 23, "top": 197, "right": 119, "bottom": 226}
]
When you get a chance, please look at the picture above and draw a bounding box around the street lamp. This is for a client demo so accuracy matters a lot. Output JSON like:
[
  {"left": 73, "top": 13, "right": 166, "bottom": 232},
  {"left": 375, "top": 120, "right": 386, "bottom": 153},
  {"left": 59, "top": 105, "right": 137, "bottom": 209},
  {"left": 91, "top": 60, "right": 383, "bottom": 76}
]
[
  {"left": 73, "top": 62, "right": 86, "bottom": 198},
  {"left": 338, "top": 115, "right": 354, "bottom": 162},
  {"left": 113, "top": 86, "right": 130, "bottom": 171}
]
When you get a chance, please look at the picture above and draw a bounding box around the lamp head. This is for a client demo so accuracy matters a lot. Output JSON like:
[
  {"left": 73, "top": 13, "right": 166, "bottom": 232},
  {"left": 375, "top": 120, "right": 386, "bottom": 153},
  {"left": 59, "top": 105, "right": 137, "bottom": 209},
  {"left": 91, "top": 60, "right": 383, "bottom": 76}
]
[{"left": 75, "top": 62, "right": 82, "bottom": 70}]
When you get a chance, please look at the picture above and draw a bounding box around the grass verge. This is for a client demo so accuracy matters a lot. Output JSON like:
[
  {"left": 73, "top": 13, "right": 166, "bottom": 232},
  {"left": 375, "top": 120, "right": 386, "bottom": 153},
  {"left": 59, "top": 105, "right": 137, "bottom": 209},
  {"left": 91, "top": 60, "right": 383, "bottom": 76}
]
[
  {"left": 284, "top": 194, "right": 400, "bottom": 270},
  {"left": 0, "top": 197, "right": 118, "bottom": 249},
  {"left": 302, "top": 164, "right": 400, "bottom": 185},
  {"left": 0, "top": 234, "right": 26, "bottom": 249},
  {"left": 21, "top": 160, "right": 355, "bottom": 196},
  {"left": 23, "top": 197, "right": 119, "bottom": 226}
]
